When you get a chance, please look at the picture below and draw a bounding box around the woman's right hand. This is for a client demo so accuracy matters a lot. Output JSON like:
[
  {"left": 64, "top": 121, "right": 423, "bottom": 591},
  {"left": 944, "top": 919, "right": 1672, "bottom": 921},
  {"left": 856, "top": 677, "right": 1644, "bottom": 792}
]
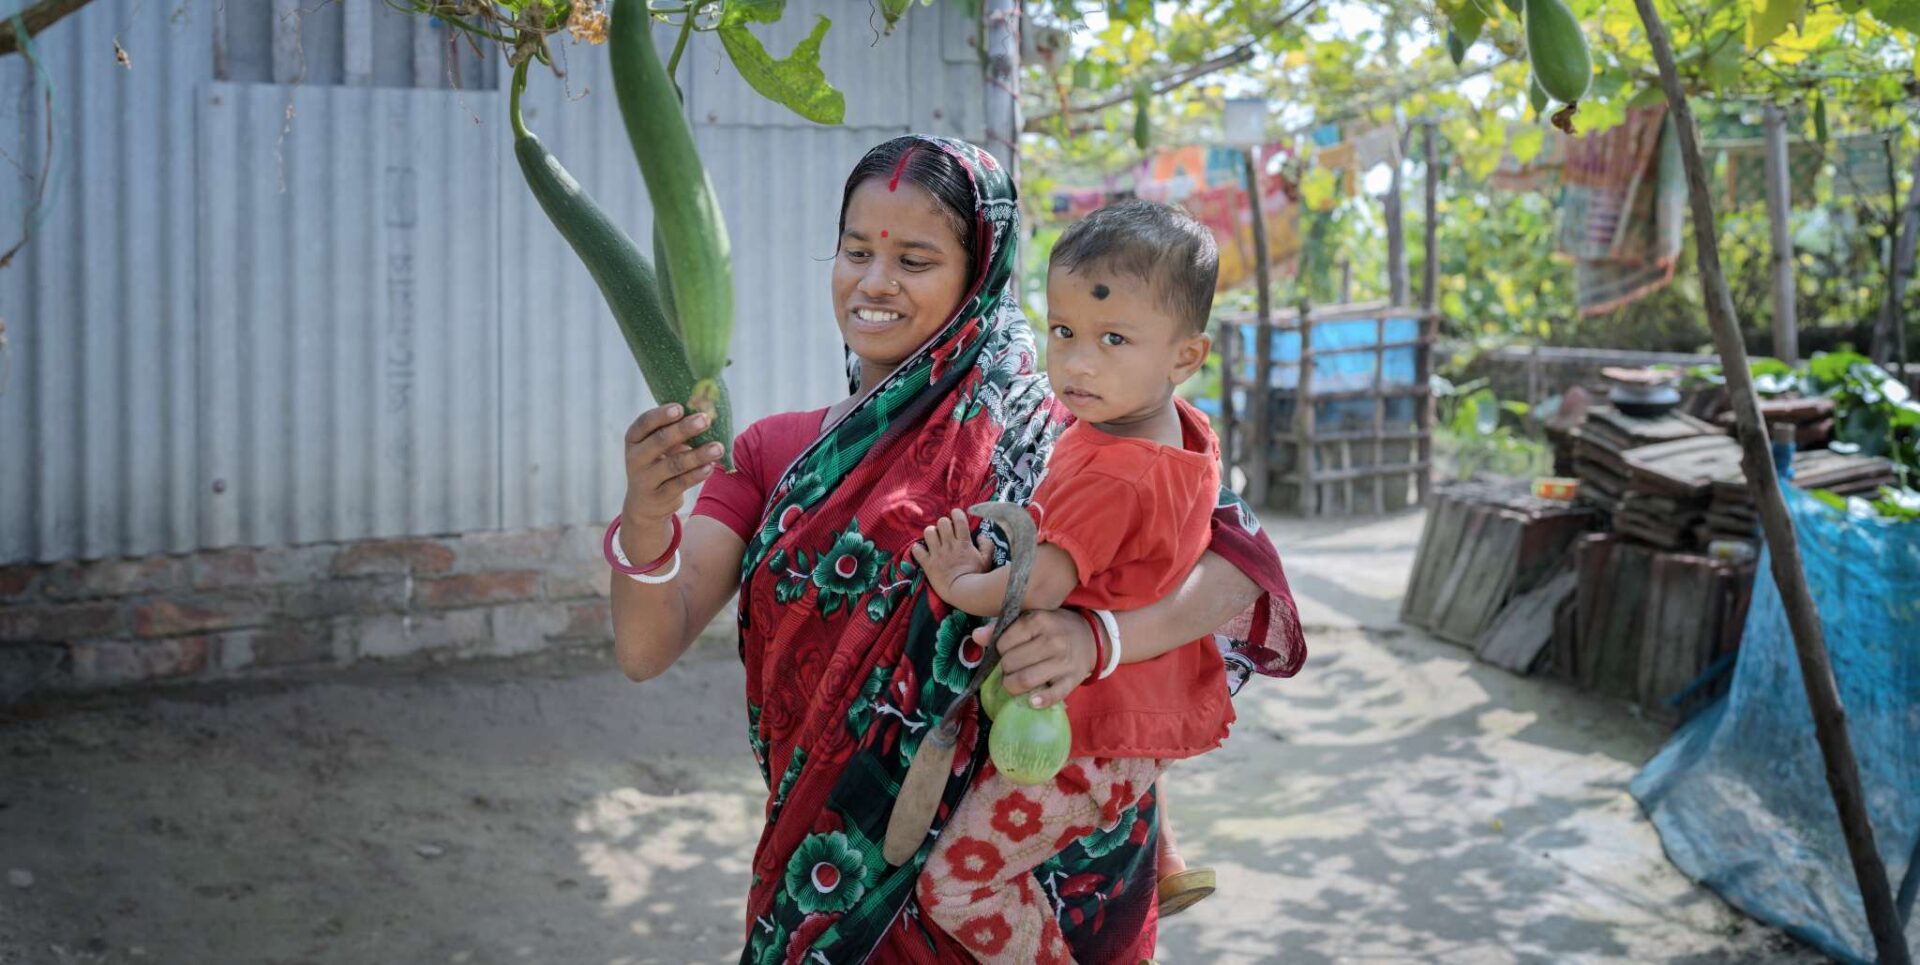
[{"left": 622, "top": 404, "right": 726, "bottom": 548}]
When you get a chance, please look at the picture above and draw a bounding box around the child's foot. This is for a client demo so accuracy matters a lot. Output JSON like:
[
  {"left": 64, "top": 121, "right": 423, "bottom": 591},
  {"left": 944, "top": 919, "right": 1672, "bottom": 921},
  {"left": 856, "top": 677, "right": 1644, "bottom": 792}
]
[{"left": 1156, "top": 842, "right": 1215, "bottom": 917}]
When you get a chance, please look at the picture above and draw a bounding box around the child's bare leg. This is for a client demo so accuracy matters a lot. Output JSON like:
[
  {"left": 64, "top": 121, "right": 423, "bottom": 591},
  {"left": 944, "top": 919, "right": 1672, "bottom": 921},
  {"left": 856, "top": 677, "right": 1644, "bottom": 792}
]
[
  {"left": 1153, "top": 777, "right": 1217, "bottom": 918},
  {"left": 1155, "top": 781, "right": 1188, "bottom": 876},
  {"left": 917, "top": 756, "right": 1163, "bottom": 964}
]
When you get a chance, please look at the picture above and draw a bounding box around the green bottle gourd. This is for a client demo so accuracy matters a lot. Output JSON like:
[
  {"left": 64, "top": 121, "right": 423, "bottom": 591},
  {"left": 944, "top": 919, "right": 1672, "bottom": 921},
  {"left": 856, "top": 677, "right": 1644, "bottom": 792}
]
[
  {"left": 989, "top": 701, "right": 1072, "bottom": 786},
  {"left": 1525, "top": 0, "right": 1592, "bottom": 105}
]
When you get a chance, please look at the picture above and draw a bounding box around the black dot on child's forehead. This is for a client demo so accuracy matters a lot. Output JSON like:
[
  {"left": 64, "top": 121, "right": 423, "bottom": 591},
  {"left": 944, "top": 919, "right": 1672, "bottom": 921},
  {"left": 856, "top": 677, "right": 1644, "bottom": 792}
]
[{"left": 1091, "top": 284, "right": 1110, "bottom": 300}]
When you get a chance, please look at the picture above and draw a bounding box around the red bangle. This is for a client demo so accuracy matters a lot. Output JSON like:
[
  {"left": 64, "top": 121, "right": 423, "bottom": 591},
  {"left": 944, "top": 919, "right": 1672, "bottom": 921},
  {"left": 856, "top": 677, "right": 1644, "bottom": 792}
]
[
  {"left": 605, "top": 514, "right": 681, "bottom": 575},
  {"left": 1076, "top": 607, "right": 1106, "bottom": 682}
]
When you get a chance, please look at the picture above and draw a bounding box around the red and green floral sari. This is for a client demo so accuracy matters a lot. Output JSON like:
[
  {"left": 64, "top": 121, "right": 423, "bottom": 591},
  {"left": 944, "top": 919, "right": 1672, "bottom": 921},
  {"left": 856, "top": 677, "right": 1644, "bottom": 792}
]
[{"left": 732, "top": 136, "right": 1304, "bottom": 963}]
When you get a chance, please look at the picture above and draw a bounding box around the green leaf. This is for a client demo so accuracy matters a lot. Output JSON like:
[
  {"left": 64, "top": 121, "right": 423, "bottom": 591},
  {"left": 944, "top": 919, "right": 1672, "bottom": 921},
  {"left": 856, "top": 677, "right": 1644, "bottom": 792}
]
[
  {"left": 717, "top": 15, "right": 846, "bottom": 126},
  {"left": 1809, "top": 488, "right": 1850, "bottom": 513},
  {"left": 1749, "top": 0, "right": 1806, "bottom": 49},
  {"left": 1449, "top": 1, "right": 1487, "bottom": 48},
  {"left": 1447, "top": 27, "right": 1468, "bottom": 67},
  {"left": 1509, "top": 125, "right": 1546, "bottom": 164},
  {"left": 1132, "top": 82, "right": 1151, "bottom": 149},
  {"left": 1628, "top": 83, "right": 1668, "bottom": 108},
  {"left": 1865, "top": 0, "right": 1920, "bottom": 31},
  {"left": 721, "top": 0, "right": 787, "bottom": 27},
  {"left": 879, "top": 0, "right": 914, "bottom": 33}
]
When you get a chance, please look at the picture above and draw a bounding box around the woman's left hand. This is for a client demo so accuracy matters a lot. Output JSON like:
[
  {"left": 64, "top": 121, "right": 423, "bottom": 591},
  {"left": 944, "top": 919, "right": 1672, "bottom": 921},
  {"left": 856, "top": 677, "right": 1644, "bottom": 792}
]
[{"left": 972, "top": 609, "right": 1097, "bottom": 710}]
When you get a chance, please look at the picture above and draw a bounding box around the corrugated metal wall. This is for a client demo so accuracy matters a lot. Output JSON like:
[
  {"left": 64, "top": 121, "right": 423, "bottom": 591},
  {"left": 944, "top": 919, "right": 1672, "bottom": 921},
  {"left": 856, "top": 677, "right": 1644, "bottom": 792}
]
[{"left": 1, "top": 0, "right": 987, "bottom": 563}]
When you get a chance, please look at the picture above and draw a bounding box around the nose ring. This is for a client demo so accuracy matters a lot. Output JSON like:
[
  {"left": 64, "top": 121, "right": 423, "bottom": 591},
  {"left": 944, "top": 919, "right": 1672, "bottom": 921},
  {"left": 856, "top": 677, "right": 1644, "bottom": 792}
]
[{"left": 889, "top": 280, "right": 901, "bottom": 292}]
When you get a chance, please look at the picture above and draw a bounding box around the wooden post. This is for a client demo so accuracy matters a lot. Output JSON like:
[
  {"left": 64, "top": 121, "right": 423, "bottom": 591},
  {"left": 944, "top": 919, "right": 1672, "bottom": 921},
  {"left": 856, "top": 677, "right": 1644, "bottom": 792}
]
[
  {"left": 1244, "top": 148, "right": 1276, "bottom": 509},
  {"left": 1875, "top": 140, "right": 1920, "bottom": 373},
  {"left": 1762, "top": 104, "right": 1798, "bottom": 364},
  {"left": 983, "top": 0, "right": 1021, "bottom": 184},
  {"left": 1372, "top": 314, "right": 1387, "bottom": 515},
  {"left": 1298, "top": 307, "right": 1317, "bottom": 515},
  {"left": 1219, "top": 319, "right": 1238, "bottom": 478},
  {"left": 1634, "top": 4, "right": 1910, "bottom": 961},
  {"left": 1421, "top": 121, "right": 1439, "bottom": 313},
  {"left": 1418, "top": 121, "right": 1439, "bottom": 508},
  {"left": 1387, "top": 132, "right": 1410, "bottom": 308},
  {"left": 1339, "top": 258, "right": 1353, "bottom": 304}
]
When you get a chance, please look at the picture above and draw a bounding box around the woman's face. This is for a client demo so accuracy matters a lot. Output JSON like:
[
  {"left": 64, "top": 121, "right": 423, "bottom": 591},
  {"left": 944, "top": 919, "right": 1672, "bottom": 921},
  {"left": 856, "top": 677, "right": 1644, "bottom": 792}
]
[{"left": 832, "top": 179, "right": 972, "bottom": 384}]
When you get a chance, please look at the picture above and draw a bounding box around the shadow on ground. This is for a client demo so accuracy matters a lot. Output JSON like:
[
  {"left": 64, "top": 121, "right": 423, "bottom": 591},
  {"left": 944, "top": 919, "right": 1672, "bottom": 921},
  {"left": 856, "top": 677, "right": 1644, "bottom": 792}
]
[{"left": 0, "top": 514, "right": 1813, "bottom": 964}]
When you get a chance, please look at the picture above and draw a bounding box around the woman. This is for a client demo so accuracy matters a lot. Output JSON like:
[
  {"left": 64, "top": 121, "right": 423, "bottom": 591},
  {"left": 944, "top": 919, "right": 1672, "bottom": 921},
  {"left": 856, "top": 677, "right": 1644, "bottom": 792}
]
[{"left": 608, "top": 135, "right": 1303, "bottom": 963}]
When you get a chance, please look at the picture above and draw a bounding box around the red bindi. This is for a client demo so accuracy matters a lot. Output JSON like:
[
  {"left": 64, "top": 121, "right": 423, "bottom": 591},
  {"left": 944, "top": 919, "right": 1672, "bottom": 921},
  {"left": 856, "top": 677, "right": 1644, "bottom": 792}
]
[{"left": 880, "top": 229, "right": 889, "bottom": 238}]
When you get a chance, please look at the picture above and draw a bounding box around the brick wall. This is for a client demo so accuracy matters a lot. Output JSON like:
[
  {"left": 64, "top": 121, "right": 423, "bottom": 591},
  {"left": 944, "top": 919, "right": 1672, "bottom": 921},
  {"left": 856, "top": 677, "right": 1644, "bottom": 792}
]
[{"left": 0, "top": 523, "right": 733, "bottom": 704}]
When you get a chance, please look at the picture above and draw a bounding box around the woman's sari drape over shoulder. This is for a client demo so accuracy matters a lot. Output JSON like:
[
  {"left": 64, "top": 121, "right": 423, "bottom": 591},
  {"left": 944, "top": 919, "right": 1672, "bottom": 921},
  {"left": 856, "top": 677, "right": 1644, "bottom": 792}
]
[{"left": 730, "top": 136, "right": 1303, "bottom": 964}]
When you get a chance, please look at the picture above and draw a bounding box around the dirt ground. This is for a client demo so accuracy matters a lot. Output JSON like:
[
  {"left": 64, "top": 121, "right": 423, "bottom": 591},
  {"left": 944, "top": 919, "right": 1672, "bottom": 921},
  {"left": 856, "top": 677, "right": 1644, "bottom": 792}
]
[{"left": 0, "top": 511, "right": 1815, "bottom": 964}]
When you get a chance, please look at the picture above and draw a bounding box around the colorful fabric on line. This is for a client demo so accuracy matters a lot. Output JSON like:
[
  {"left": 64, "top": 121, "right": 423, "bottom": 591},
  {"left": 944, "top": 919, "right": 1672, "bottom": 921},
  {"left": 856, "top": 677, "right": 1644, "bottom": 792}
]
[
  {"left": 728, "top": 134, "right": 1306, "bottom": 964},
  {"left": 1558, "top": 106, "right": 1687, "bottom": 317}
]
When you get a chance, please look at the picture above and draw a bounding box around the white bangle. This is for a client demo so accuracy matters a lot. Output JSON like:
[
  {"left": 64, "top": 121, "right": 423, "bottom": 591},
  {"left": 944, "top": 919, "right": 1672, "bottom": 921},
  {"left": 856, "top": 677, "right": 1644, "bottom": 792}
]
[
  {"left": 611, "top": 528, "right": 682, "bottom": 585},
  {"left": 1092, "top": 608, "right": 1122, "bottom": 679}
]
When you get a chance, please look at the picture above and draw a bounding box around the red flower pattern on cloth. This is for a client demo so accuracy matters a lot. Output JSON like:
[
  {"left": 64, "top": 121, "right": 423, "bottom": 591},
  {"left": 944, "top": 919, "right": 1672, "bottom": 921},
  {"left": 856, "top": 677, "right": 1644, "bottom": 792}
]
[
  {"left": 918, "top": 755, "right": 1166, "bottom": 963},
  {"left": 960, "top": 914, "right": 1012, "bottom": 956},
  {"left": 944, "top": 837, "right": 1005, "bottom": 883},
  {"left": 989, "top": 791, "right": 1044, "bottom": 843}
]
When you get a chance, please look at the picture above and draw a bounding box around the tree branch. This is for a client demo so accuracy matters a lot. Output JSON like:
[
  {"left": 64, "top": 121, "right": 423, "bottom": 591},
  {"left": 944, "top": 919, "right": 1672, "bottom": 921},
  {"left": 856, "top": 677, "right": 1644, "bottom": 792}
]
[
  {"left": 1022, "top": 0, "right": 1319, "bottom": 133},
  {"left": 0, "top": 0, "right": 98, "bottom": 57}
]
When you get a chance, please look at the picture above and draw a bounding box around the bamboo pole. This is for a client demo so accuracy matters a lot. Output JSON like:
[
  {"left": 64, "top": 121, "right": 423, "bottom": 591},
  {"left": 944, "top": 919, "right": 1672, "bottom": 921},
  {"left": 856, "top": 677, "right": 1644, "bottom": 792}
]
[
  {"left": 1632, "top": 3, "right": 1910, "bottom": 961},
  {"left": 1762, "top": 104, "right": 1798, "bottom": 364},
  {"left": 1244, "top": 147, "right": 1276, "bottom": 509}
]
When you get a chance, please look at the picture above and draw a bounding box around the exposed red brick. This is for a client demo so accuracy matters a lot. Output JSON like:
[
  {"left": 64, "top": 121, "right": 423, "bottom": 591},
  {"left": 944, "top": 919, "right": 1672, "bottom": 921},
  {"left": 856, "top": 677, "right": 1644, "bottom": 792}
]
[
  {"left": 0, "top": 602, "right": 124, "bottom": 642},
  {"left": 132, "top": 594, "right": 270, "bottom": 638},
  {"left": 69, "top": 637, "right": 212, "bottom": 687},
  {"left": 0, "top": 564, "right": 43, "bottom": 599},
  {"left": 452, "top": 529, "right": 564, "bottom": 573},
  {"left": 280, "top": 579, "right": 408, "bottom": 619},
  {"left": 42, "top": 556, "right": 188, "bottom": 600},
  {"left": 557, "top": 600, "right": 612, "bottom": 640},
  {"left": 239, "top": 622, "right": 337, "bottom": 668},
  {"left": 542, "top": 562, "right": 610, "bottom": 601},
  {"left": 190, "top": 548, "right": 258, "bottom": 588},
  {"left": 332, "top": 539, "right": 456, "bottom": 577},
  {"left": 416, "top": 571, "right": 541, "bottom": 609}
]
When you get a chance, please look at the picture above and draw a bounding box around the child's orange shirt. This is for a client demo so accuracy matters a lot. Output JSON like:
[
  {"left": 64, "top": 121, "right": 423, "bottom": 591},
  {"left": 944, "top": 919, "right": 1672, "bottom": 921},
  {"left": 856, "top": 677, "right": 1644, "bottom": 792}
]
[{"left": 1030, "top": 396, "right": 1231, "bottom": 760}]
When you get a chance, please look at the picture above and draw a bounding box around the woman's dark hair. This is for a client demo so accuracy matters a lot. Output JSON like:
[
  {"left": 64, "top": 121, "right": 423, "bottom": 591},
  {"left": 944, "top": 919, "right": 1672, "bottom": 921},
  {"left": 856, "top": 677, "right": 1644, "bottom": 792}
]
[{"left": 837, "top": 137, "right": 979, "bottom": 280}]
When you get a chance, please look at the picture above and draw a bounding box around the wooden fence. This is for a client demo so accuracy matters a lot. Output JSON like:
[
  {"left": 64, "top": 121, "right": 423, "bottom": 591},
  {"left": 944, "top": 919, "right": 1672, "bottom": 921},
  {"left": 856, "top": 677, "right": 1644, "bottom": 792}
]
[{"left": 1217, "top": 301, "right": 1437, "bottom": 516}]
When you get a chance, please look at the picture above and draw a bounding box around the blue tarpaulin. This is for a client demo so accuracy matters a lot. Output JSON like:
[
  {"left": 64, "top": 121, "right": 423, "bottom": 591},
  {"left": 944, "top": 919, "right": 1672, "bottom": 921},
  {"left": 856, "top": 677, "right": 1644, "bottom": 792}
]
[{"left": 1631, "top": 488, "right": 1920, "bottom": 963}]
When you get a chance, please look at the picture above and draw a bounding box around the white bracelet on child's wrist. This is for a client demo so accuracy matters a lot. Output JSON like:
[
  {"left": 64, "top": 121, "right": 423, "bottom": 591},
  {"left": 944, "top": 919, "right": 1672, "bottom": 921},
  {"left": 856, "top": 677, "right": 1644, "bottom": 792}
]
[{"left": 1092, "top": 608, "right": 1122, "bottom": 679}]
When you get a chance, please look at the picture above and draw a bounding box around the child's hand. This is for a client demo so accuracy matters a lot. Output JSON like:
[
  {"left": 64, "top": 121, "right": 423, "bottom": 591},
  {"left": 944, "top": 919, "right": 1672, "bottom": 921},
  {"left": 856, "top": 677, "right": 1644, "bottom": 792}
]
[{"left": 911, "top": 509, "right": 995, "bottom": 601}]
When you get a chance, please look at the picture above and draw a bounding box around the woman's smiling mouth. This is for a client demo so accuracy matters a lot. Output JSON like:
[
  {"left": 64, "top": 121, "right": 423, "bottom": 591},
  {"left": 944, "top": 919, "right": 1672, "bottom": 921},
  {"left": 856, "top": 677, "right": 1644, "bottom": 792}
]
[{"left": 850, "top": 308, "right": 905, "bottom": 333}]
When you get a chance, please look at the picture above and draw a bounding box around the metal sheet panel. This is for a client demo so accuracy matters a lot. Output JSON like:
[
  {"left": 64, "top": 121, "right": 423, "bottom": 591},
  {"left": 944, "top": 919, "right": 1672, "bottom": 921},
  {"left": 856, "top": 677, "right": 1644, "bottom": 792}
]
[
  {"left": 0, "top": 0, "right": 211, "bottom": 564},
  {"left": 197, "top": 81, "right": 501, "bottom": 549},
  {"left": 2, "top": 0, "right": 988, "bottom": 563}
]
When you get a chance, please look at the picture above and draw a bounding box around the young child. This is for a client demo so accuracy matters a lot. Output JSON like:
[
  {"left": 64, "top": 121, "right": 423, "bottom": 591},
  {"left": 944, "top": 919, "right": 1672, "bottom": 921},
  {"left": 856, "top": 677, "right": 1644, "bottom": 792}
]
[{"left": 911, "top": 200, "right": 1228, "bottom": 962}]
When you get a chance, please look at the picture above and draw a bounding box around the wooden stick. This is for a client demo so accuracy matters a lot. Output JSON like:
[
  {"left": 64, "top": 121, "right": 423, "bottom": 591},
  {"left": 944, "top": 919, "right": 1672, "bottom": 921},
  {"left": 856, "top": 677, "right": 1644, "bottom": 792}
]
[
  {"left": 0, "top": 0, "right": 95, "bottom": 57},
  {"left": 1632, "top": 3, "right": 1910, "bottom": 961},
  {"left": 1761, "top": 104, "right": 1798, "bottom": 364},
  {"left": 1245, "top": 147, "right": 1276, "bottom": 509}
]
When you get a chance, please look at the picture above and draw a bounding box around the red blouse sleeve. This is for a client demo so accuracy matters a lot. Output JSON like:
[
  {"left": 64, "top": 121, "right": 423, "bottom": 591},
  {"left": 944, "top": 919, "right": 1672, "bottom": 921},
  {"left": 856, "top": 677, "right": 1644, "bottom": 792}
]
[{"left": 692, "top": 421, "right": 771, "bottom": 542}]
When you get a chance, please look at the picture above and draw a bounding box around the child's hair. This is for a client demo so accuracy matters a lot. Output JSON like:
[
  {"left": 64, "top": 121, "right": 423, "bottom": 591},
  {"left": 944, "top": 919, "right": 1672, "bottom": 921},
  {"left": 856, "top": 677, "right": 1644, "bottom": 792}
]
[{"left": 1048, "top": 199, "right": 1218, "bottom": 335}]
